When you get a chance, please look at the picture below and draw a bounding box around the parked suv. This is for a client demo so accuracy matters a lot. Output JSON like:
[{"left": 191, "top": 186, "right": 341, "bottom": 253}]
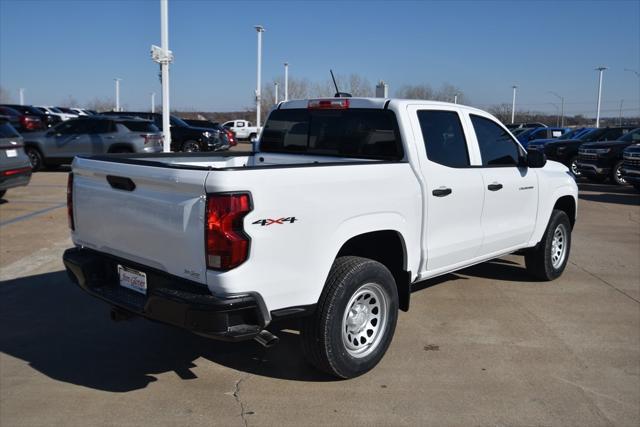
[
  {"left": 621, "top": 144, "right": 640, "bottom": 191},
  {"left": 23, "top": 116, "right": 162, "bottom": 170},
  {"left": 102, "top": 112, "right": 229, "bottom": 152},
  {"left": 577, "top": 129, "right": 640, "bottom": 184},
  {"left": 0, "top": 118, "right": 31, "bottom": 199},
  {"left": 183, "top": 119, "right": 237, "bottom": 146},
  {"left": 516, "top": 127, "right": 568, "bottom": 147},
  {"left": 543, "top": 127, "right": 635, "bottom": 176}
]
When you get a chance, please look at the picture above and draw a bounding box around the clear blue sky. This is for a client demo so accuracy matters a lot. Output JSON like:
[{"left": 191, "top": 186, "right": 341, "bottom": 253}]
[{"left": 1, "top": 0, "right": 639, "bottom": 116}]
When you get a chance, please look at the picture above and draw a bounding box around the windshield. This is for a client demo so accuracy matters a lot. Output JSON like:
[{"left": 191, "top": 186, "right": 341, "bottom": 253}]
[
  {"left": 580, "top": 128, "right": 608, "bottom": 142},
  {"left": 170, "top": 116, "right": 189, "bottom": 127},
  {"left": 619, "top": 129, "right": 640, "bottom": 142}
]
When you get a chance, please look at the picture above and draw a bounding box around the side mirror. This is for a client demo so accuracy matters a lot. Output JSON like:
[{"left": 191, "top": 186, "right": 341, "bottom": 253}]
[{"left": 526, "top": 149, "right": 547, "bottom": 168}]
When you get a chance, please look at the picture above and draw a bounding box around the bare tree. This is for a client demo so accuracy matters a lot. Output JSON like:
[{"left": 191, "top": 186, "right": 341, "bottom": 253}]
[
  {"left": 395, "top": 84, "right": 436, "bottom": 100},
  {"left": 0, "top": 86, "right": 13, "bottom": 103},
  {"left": 488, "top": 103, "right": 513, "bottom": 124},
  {"left": 436, "top": 83, "right": 466, "bottom": 104},
  {"left": 85, "top": 97, "right": 115, "bottom": 112},
  {"left": 58, "top": 95, "right": 79, "bottom": 108},
  {"left": 347, "top": 74, "right": 373, "bottom": 97}
]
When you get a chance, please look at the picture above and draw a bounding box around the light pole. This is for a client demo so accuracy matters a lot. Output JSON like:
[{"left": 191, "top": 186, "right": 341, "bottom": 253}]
[
  {"left": 511, "top": 85, "right": 517, "bottom": 124},
  {"left": 255, "top": 25, "right": 265, "bottom": 128},
  {"left": 151, "top": 0, "right": 174, "bottom": 152},
  {"left": 625, "top": 69, "right": 639, "bottom": 121},
  {"left": 619, "top": 99, "right": 624, "bottom": 126},
  {"left": 19, "top": 88, "right": 24, "bottom": 106},
  {"left": 151, "top": 92, "right": 156, "bottom": 113},
  {"left": 274, "top": 82, "right": 278, "bottom": 105},
  {"left": 114, "top": 78, "right": 122, "bottom": 112},
  {"left": 548, "top": 91, "right": 564, "bottom": 127},
  {"left": 454, "top": 93, "right": 459, "bottom": 104},
  {"left": 284, "top": 62, "right": 289, "bottom": 101},
  {"left": 547, "top": 103, "right": 560, "bottom": 127},
  {"left": 595, "top": 66, "right": 607, "bottom": 128}
]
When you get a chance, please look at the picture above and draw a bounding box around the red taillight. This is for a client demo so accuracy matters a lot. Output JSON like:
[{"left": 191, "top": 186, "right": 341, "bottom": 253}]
[
  {"left": 20, "top": 115, "right": 41, "bottom": 130},
  {"left": 67, "top": 173, "right": 74, "bottom": 230},
  {"left": 1, "top": 166, "right": 31, "bottom": 176},
  {"left": 205, "top": 193, "right": 252, "bottom": 270},
  {"left": 308, "top": 99, "right": 350, "bottom": 109}
]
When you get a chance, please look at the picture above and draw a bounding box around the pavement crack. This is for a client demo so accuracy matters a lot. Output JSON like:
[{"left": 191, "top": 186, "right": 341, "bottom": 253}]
[
  {"left": 232, "top": 374, "right": 252, "bottom": 427},
  {"left": 569, "top": 260, "right": 640, "bottom": 304}
]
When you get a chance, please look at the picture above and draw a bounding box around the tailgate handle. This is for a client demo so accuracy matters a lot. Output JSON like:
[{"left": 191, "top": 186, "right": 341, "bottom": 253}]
[{"left": 106, "top": 175, "right": 136, "bottom": 192}]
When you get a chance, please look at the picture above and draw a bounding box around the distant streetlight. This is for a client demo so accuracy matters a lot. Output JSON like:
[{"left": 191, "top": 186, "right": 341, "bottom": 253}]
[
  {"left": 595, "top": 66, "right": 607, "bottom": 128},
  {"left": 511, "top": 85, "right": 518, "bottom": 124},
  {"left": 114, "top": 78, "right": 122, "bottom": 112},
  {"left": 548, "top": 91, "right": 565, "bottom": 127},
  {"left": 454, "top": 93, "right": 459, "bottom": 104},
  {"left": 151, "top": 92, "right": 156, "bottom": 113},
  {"left": 255, "top": 25, "right": 265, "bottom": 129},
  {"left": 274, "top": 82, "right": 279, "bottom": 105},
  {"left": 284, "top": 62, "right": 289, "bottom": 101},
  {"left": 547, "top": 102, "right": 560, "bottom": 127},
  {"left": 19, "top": 88, "right": 25, "bottom": 106}
]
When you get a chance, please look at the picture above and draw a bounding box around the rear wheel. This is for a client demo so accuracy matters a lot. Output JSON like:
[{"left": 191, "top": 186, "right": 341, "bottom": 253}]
[
  {"left": 569, "top": 156, "right": 581, "bottom": 177},
  {"left": 525, "top": 209, "right": 571, "bottom": 281},
  {"left": 181, "top": 141, "right": 200, "bottom": 152},
  {"left": 610, "top": 160, "right": 626, "bottom": 185},
  {"left": 301, "top": 256, "right": 399, "bottom": 379},
  {"left": 25, "top": 147, "right": 43, "bottom": 171}
]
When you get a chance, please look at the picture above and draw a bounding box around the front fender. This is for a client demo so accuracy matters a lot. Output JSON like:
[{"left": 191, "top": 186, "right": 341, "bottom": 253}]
[{"left": 528, "top": 184, "right": 577, "bottom": 247}]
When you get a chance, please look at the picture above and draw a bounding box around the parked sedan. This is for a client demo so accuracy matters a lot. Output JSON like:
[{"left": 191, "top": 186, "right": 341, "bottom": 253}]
[
  {"left": 0, "top": 119, "right": 31, "bottom": 199},
  {"left": 22, "top": 116, "right": 163, "bottom": 170},
  {"left": 621, "top": 144, "right": 640, "bottom": 191},
  {"left": 543, "top": 127, "right": 636, "bottom": 176},
  {"left": 577, "top": 128, "right": 640, "bottom": 184}
]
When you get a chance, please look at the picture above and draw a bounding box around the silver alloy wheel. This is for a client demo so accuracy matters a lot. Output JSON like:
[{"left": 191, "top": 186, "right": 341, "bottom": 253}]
[
  {"left": 551, "top": 223, "right": 568, "bottom": 269},
  {"left": 616, "top": 165, "right": 626, "bottom": 184},
  {"left": 341, "top": 282, "right": 388, "bottom": 358},
  {"left": 183, "top": 142, "right": 200, "bottom": 152},
  {"left": 571, "top": 160, "right": 581, "bottom": 177}
]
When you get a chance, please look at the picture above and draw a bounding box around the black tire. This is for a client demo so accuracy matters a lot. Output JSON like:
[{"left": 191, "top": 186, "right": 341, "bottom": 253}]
[
  {"left": 610, "top": 160, "right": 626, "bottom": 185},
  {"left": 0, "top": 190, "right": 6, "bottom": 199},
  {"left": 525, "top": 209, "right": 571, "bottom": 281},
  {"left": 569, "top": 156, "right": 581, "bottom": 177},
  {"left": 301, "top": 256, "right": 399, "bottom": 379},
  {"left": 181, "top": 141, "right": 200, "bottom": 152},
  {"left": 25, "top": 147, "right": 43, "bottom": 171},
  {"left": 587, "top": 175, "right": 607, "bottom": 183}
]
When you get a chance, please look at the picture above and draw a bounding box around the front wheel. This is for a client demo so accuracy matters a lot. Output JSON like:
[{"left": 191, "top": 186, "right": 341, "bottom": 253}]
[
  {"left": 301, "top": 256, "right": 399, "bottom": 379},
  {"left": 525, "top": 209, "right": 572, "bottom": 281},
  {"left": 610, "top": 160, "right": 627, "bottom": 185},
  {"left": 181, "top": 141, "right": 201, "bottom": 152},
  {"left": 569, "top": 156, "right": 581, "bottom": 177}
]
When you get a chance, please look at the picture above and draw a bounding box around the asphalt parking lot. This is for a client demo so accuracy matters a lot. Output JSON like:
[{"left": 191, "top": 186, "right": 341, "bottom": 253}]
[{"left": 1, "top": 167, "right": 639, "bottom": 426}]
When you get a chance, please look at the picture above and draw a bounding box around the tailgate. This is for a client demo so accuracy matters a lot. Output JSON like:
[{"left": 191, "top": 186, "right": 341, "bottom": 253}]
[{"left": 71, "top": 157, "right": 209, "bottom": 284}]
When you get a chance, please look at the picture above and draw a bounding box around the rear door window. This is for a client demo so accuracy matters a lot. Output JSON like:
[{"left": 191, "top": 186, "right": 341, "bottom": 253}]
[
  {"left": 261, "top": 108, "right": 404, "bottom": 160},
  {"left": 417, "top": 110, "right": 469, "bottom": 167},
  {"left": 120, "top": 121, "right": 159, "bottom": 132}
]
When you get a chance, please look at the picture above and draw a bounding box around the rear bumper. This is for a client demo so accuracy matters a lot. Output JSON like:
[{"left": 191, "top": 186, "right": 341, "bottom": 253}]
[
  {"left": 63, "top": 247, "right": 269, "bottom": 341},
  {"left": 0, "top": 167, "right": 32, "bottom": 191}
]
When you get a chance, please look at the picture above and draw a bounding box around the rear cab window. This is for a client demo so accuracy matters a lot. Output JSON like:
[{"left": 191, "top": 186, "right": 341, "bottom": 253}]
[
  {"left": 261, "top": 108, "right": 404, "bottom": 161},
  {"left": 417, "top": 110, "right": 469, "bottom": 167}
]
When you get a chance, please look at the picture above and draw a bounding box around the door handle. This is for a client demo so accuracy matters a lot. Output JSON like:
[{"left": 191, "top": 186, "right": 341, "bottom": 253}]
[
  {"left": 488, "top": 183, "right": 503, "bottom": 191},
  {"left": 432, "top": 187, "right": 452, "bottom": 197}
]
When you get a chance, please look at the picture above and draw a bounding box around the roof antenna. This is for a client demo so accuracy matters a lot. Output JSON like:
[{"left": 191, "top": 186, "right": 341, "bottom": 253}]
[{"left": 330, "top": 70, "right": 352, "bottom": 98}]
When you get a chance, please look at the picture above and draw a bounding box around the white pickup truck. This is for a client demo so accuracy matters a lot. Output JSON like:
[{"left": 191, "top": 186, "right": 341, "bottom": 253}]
[
  {"left": 63, "top": 98, "right": 578, "bottom": 378},
  {"left": 221, "top": 119, "right": 260, "bottom": 141}
]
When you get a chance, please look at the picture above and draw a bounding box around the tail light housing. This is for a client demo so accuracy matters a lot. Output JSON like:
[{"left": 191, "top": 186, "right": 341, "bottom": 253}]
[
  {"left": 308, "top": 99, "right": 350, "bottom": 109},
  {"left": 67, "top": 173, "right": 75, "bottom": 230},
  {"left": 20, "top": 115, "right": 42, "bottom": 130},
  {"left": 205, "top": 193, "right": 252, "bottom": 270}
]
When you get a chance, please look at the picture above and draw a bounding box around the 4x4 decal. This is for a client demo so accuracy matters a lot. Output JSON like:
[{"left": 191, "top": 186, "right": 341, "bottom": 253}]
[{"left": 252, "top": 217, "right": 298, "bottom": 226}]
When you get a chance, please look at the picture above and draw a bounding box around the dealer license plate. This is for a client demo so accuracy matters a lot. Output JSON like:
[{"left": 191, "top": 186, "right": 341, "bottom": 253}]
[
  {"left": 117, "top": 265, "right": 147, "bottom": 295},
  {"left": 6, "top": 149, "right": 17, "bottom": 157}
]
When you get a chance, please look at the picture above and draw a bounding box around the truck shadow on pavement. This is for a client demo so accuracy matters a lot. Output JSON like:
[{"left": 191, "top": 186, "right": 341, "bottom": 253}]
[
  {"left": 577, "top": 182, "right": 640, "bottom": 206},
  {"left": 0, "top": 260, "right": 537, "bottom": 391},
  {"left": 0, "top": 271, "right": 336, "bottom": 392}
]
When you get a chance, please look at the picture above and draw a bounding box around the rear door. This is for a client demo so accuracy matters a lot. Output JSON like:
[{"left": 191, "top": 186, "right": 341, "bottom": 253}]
[
  {"left": 408, "top": 105, "right": 485, "bottom": 271},
  {"left": 467, "top": 114, "right": 538, "bottom": 254},
  {"left": 71, "top": 158, "right": 210, "bottom": 283}
]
